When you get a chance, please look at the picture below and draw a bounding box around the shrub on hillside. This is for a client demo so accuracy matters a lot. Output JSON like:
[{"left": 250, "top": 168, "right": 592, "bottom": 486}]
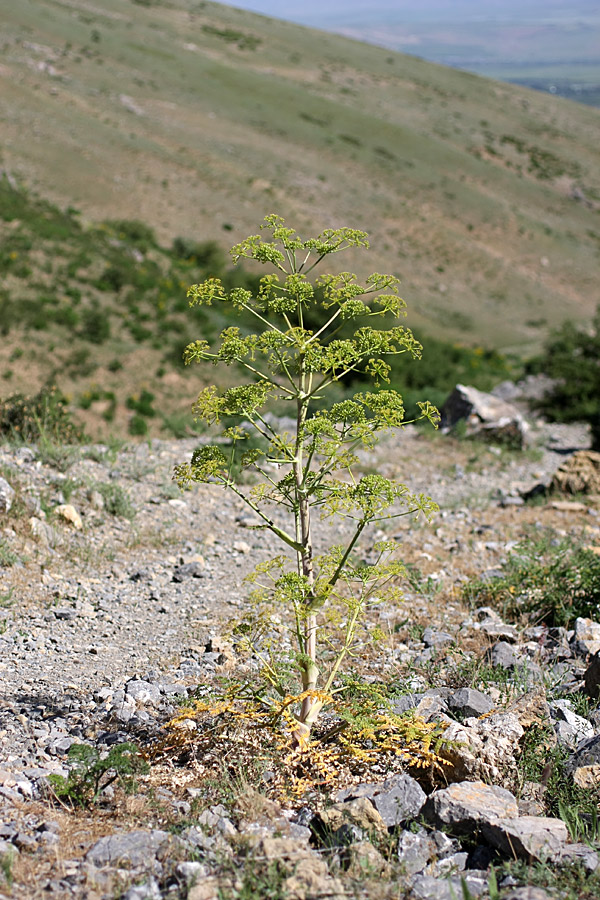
[
  {"left": 530, "top": 305, "right": 600, "bottom": 449},
  {"left": 0, "top": 385, "right": 85, "bottom": 444}
]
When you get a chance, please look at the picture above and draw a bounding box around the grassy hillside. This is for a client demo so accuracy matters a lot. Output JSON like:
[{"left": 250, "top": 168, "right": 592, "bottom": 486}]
[
  {"left": 0, "top": 0, "right": 599, "bottom": 358},
  {"left": 0, "top": 179, "right": 515, "bottom": 440}
]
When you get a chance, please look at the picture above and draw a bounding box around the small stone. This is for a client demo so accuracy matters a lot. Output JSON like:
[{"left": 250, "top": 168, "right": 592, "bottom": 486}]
[
  {"left": 572, "top": 765, "right": 600, "bottom": 788},
  {"left": 122, "top": 880, "right": 162, "bottom": 900},
  {"left": 176, "top": 861, "right": 210, "bottom": 885},
  {"left": 173, "top": 562, "right": 205, "bottom": 582},
  {"left": 551, "top": 451, "right": 600, "bottom": 495},
  {"left": 487, "top": 641, "right": 520, "bottom": 669},
  {"left": 88, "top": 490, "right": 104, "bottom": 510},
  {"left": 126, "top": 680, "right": 162, "bottom": 705},
  {"left": 584, "top": 652, "right": 600, "bottom": 699},
  {"left": 549, "top": 700, "right": 594, "bottom": 748},
  {"left": 478, "top": 620, "right": 519, "bottom": 641},
  {"left": 556, "top": 842, "right": 599, "bottom": 872},
  {"left": 14, "top": 832, "right": 38, "bottom": 851},
  {"left": 86, "top": 830, "right": 169, "bottom": 867},
  {"left": 232, "top": 541, "right": 250, "bottom": 554},
  {"left": 0, "top": 477, "right": 15, "bottom": 513},
  {"left": 422, "top": 628, "right": 454, "bottom": 648},
  {"left": 30, "top": 517, "right": 59, "bottom": 548},
  {"left": 397, "top": 829, "right": 434, "bottom": 876},
  {"left": 448, "top": 688, "right": 493, "bottom": 718},
  {"left": 434, "top": 851, "right": 469, "bottom": 876},
  {"left": 440, "top": 714, "right": 524, "bottom": 781},
  {"left": 371, "top": 773, "right": 427, "bottom": 826},
  {"left": 187, "top": 879, "right": 222, "bottom": 900},
  {"left": 197, "top": 807, "right": 237, "bottom": 838},
  {"left": 573, "top": 617, "right": 600, "bottom": 657},
  {"left": 440, "top": 384, "right": 528, "bottom": 448},
  {"left": 410, "top": 873, "right": 486, "bottom": 900},
  {"left": 346, "top": 841, "right": 390, "bottom": 877},
  {"left": 317, "top": 797, "right": 387, "bottom": 835},
  {"left": 567, "top": 733, "right": 600, "bottom": 772},
  {"left": 503, "top": 889, "right": 555, "bottom": 900},
  {"left": 55, "top": 504, "right": 83, "bottom": 529}
]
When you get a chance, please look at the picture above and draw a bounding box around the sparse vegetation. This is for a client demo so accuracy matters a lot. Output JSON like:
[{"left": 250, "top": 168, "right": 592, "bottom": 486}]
[
  {"left": 94, "top": 482, "right": 136, "bottom": 519},
  {"left": 463, "top": 530, "right": 600, "bottom": 626},
  {"left": 48, "top": 742, "right": 149, "bottom": 806},
  {"left": 0, "top": 385, "right": 85, "bottom": 445},
  {"left": 529, "top": 304, "right": 600, "bottom": 449}
]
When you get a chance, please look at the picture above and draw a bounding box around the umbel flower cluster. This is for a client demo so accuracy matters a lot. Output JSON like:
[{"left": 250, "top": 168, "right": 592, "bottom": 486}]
[{"left": 175, "top": 215, "right": 439, "bottom": 744}]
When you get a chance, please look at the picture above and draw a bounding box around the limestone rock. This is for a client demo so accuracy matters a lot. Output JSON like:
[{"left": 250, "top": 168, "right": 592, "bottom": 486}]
[
  {"left": 122, "top": 879, "right": 162, "bottom": 900},
  {"left": 345, "top": 841, "right": 391, "bottom": 877},
  {"left": 397, "top": 829, "right": 434, "bottom": 876},
  {"left": 440, "top": 384, "right": 529, "bottom": 448},
  {"left": 447, "top": 688, "right": 493, "bottom": 718},
  {"left": 567, "top": 733, "right": 600, "bottom": 772},
  {"left": 126, "top": 680, "right": 162, "bottom": 706},
  {"left": 187, "top": 878, "right": 222, "bottom": 900},
  {"left": 371, "top": 774, "right": 427, "bottom": 826},
  {"left": 481, "top": 815, "right": 568, "bottom": 862},
  {"left": 503, "top": 889, "right": 555, "bottom": 900},
  {"left": 317, "top": 797, "right": 387, "bottom": 834},
  {"left": 573, "top": 617, "right": 600, "bottom": 657},
  {"left": 548, "top": 699, "right": 594, "bottom": 748},
  {"left": 55, "top": 504, "right": 83, "bottom": 529},
  {"left": 424, "top": 781, "right": 518, "bottom": 832},
  {"left": 86, "top": 830, "right": 170, "bottom": 868},
  {"left": 0, "top": 477, "right": 15, "bottom": 513},
  {"left": 555, "top": 842, "right": 599, "bottom": 872},
  {"left": 440, "top": 713, "right": 524, "bottom": 781},
  {"left": 335, "top": 773, "right": 426, "bottom": 827},
  {"left": 30, "top": 516, "right": 60, "bottom": 548},
  {"left": 551, "top": 450, "right": 600, "bottom": 495},
  {"left": 572, "top": 764, "right": 600, "bottom": 789}
]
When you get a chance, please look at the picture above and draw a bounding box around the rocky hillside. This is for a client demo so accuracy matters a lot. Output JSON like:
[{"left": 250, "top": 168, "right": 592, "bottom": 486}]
[{"left": 1, "top": 399, "right": 600, "bottom": 899}]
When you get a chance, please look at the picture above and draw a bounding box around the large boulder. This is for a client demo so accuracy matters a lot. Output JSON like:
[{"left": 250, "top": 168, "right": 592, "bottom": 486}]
[{"left": 440, "top": 384, "right": 528, "bottom": 448}]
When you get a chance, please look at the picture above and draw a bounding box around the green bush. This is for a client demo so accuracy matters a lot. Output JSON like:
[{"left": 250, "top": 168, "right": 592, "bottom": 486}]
[
  {"left": 127, "top": 389, "right": 156, "bottom": 417},
  {"left": 464, "top": 530, "right": 600, "bottom": 627},
  {"left": 48, "top": 742, "right": 148, "bottom": 806},
  {"left": 128, "top": 413, "right": 148, "bottom": 436},
  {"left": 171, "top": 237, "right": 226, "bottom": 271},
  {"left": 95, "top": 482, "right": 135, "bottom": 518},
  {"left": 529, "top": 305, "right": 600, "bottom": 449},
  {"left": 0, "top": 385, "right": 85, "bottom": 444},
  {"left": 80, "top": 307, "right": 111, "bottom": 343},
  {"left": 103, "top": 219, "right": 156, "bottom": 251}
]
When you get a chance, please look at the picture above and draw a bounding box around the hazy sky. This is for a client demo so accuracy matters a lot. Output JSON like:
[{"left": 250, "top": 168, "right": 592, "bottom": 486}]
[{"left": 221, "top": 1, "right": 597, "bottom": 25}]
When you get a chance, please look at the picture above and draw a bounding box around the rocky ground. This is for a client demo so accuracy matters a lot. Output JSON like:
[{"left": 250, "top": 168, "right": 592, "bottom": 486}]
[{"left": 1, "top": 406, "right": 600, "bottom": 900}]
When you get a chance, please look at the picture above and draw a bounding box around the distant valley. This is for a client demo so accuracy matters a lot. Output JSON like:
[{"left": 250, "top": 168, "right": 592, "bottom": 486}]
[{"left": 224, "top": 1, "right": 600, "bottom": 107}]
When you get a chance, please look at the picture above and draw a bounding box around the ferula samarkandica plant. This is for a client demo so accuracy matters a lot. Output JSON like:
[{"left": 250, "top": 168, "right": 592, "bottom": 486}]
[{"left": 175, "top": 215, "right": 439, "bottom": 744}]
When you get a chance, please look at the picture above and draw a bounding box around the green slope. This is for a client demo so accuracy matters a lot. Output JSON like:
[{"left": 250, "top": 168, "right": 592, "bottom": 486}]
[{"left": 0, "top": 0, "right": 599, "bottom": 354}]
